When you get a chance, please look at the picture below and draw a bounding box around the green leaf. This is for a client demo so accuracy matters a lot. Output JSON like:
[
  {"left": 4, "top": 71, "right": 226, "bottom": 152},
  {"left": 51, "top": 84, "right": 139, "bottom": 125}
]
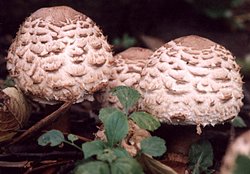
[
  {"left": 37, "top": 129, "right": 65, "bottom": 147},
  {"left": 3, "top": 76, "right": 15, "bottom": 88},
  {"left": 111, "top": 157, "right": 144, "bottom": 174},
  {"left": 141, "top": 136, "right": 166, "bottom": 157},
  {"left": 137, "top": 154, "right": 178, "bottom": 174},
  {"left": 110, "top": 86, "right": 141, "bottom": 113},
  {"left": 67, "top": 134, "right": 78, "bottom": 143},
  {"left": 74, "top": 161, "right": 110, "bottom": 174},
  {"left": 99, "top": 107, "right": 122, "bottom": 124},
  {"left": 82, "top": 140, "right": 106, "bottom": 159},
  {"left": 97, "top": 149, "right": 117, "bottom": 164},
  {"left": 233, "top": 154, "right": 250, "bottom": 174},
  {"left": 112, "top": 33, "right": 137, "bottom": 49},
  {"left": 231, "top": 0, "right": 245, "bottom": 7},
  {"left": 188, "top": 140, "right": 213, "bottom": 174},
  {"left": 112, "top": 147, "right": 131, "bottom": 158},
  {"left": 104, "top": 110, "right": 129, "bottom": 147},
  {"left": 130, "top": 112, "right": 160, "bottom": 131},
  {"left": 231, "top": 116, "right": 247, "bottom": 128}
]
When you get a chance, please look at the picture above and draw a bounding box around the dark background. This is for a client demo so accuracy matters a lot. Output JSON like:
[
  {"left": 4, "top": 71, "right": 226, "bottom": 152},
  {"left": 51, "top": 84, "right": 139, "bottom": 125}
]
[{"left": 0, "top": 0, "right": 249, "bottom": 58}]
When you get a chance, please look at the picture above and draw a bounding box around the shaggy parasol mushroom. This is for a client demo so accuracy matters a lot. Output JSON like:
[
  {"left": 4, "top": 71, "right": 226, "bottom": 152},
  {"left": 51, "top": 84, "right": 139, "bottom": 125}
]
[
  {"left": 220, "top": 130, "right": 250, "bottom": 174},
  {"left": 6, "top": 6, "right": 113, "bottom": 105},
  {"left": 96, "top": 47, "right": 153, "bottom": 110},
  {"left": 139, "top": 35, "right": 243, "bottom": 133}
]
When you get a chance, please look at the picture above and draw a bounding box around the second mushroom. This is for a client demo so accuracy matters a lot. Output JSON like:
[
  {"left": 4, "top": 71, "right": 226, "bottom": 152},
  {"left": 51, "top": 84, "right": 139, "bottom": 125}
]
[{"left": 138, "top": 35, "right": 243, "bottom": 133}]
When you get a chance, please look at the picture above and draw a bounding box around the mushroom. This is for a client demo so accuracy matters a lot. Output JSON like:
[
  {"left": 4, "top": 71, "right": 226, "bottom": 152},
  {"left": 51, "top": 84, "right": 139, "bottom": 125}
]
[
  {"left": 6, "top": 6, "right": 113, "bottom": 105},
  {"left": 96, "top": 47, "right": 153, "bottom": 110},
  {"left": 138, "top": 35, "right": 243, "bottom": 133},
  {"left": 220, "top": 130, "right": 250, "bottom": 174}
]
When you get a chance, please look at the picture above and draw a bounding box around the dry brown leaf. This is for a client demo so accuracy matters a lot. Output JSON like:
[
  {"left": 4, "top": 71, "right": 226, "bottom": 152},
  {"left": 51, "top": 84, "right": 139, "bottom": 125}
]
[
  {"left": 138, "top": 153, "right": 179, "bottom": 174},
  {"left": 0, "top": 87, "right": 31, "bottom": 142}
]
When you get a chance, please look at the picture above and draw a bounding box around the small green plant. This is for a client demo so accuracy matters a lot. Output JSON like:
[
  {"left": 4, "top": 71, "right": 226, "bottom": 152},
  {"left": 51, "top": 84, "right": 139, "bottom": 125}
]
[
  {"left": 231, "top": 116, "right": 247, "bottom": 128},
  {"left": 38, "top": 86, "right": 166, "bottom": 174},
  {"left": 233, "top": 154, "right": 250, "bottom": 174},
  {"left": 185, "top": 0, "right": 244, "bottom": 19},
  {"left": 185, "top": 0, "right": 247, "bottom": 30},
  {"left": 2, "top": 76, "right": 15, "bottom": 89},
  {"left": 188, "top": 139, "right": 214, "bottom": 174},
  {"left": 112, "top": 33, "right": 137, "bottom": 49}
]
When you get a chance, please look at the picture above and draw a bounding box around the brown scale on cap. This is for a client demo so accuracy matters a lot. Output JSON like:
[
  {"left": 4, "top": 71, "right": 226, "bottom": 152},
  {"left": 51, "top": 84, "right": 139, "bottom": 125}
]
[
  {"left": 138, "top": 35, "right": 243, "bottom": 132},
  {"left": 96, "top": 47, "right": 153, "bottom": 110},
  {"left": 6, "top": 6, "right": 113, "bottom": 104}
]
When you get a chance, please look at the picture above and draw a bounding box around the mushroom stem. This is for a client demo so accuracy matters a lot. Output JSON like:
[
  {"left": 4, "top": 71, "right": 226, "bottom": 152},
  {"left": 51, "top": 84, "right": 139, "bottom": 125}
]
[{"left": 46, "top": 104, "right": 70, "bottom": 132}]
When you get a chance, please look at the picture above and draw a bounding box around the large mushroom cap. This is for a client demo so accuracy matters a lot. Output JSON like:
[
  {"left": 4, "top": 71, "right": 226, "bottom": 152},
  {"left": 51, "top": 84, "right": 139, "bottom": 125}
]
[
  {"left": 139, "top": 35, "right": 243, "bottom": 127},
  {"left": 96, "top": 47, "right": 153, "bottom": 109},
  {"left": 6, "top": 6, "right": 113, "bottom": 104}
]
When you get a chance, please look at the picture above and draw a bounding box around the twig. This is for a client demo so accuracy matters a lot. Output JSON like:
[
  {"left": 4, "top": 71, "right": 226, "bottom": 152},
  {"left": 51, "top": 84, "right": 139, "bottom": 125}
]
[
  {"left": 0, "top": 151, "right": 82, "bottom": 161},
  {"left": 24, "top": 160, "right": 74, "bottom": 174},
  {"left": 234, "top": 12, "right": 250, "bottom": 22},
  {"left": 0, "top": 160, "right": 31, "bottom": 168},
  {"left": 229, "top": 125, "right": 236, "bottom": 144},
  {"left": 63, "top": 132, "right": 92, "bottom": 142},
  {"left": 10, "top": 101, "right": 73, "bottom": 145}
]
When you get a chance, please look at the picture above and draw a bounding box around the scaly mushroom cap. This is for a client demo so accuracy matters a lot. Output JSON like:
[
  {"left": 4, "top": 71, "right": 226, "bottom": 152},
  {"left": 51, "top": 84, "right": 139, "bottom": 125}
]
[
  {"left": 6, "top": 6, "right": 113, "bottom": 104},
  {"left": 139, "top": 35, "right": 243, "bottom": 127},
  {"left": 96, "top": 47, "right": 153, "bottom": 109},
  {"left": 220, "top": 131, "right": 250, "bottom": 174}
]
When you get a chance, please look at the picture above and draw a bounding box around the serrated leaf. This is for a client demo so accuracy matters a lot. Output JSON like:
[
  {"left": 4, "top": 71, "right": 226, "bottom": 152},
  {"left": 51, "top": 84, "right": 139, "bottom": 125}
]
[
  {"left": 97, "top": 149, "right": 117, "bottom": 164},
  {"left": 104, "top": 110, "right": 129, "bottom": 147},
  {"left": 188, "top": 140, "right": 213, "bottom": 174},
  {"left": 111, "top": 157, "right": 144, "bottom": 174},
  {"left": 110, "top": 86, "right": 141, "bottom": 113},
  {"left": 112, "top": 147, "right": 131, "bottom": 158},
  {"left": 130, "top": 112, "right": 160, "bottom": 131},
  {"left": 74, "top": 161, "right": 110, "bottom": 174},
  {"left": 67, "top": 134, "right": 78, "bottom": 143},
  {"left": 82, "top": 140, "right": 106, "bottom": 159},
  {"left": 138, "top": 154, "right": 178, "bottom": 174},
  {"left": 233, "top": 154, "right": 250, "bottom": 174},
  {"left": 231, "top": 116, "right": 247, "bottom": 128},
  {"left": 37, "top": 129, "right": 65, "bottom": 147},
  {"left": 99, "top": 107, "right": 122, "bottom": 124},
  {"left": 141, "top": 136, "right": 166, "bottom": 157}
]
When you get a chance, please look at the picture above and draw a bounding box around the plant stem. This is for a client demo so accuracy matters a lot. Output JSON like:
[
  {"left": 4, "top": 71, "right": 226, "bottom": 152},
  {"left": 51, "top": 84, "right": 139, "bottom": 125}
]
[{"left": 63, "top": 141, "right": 83, "bottom": 152}]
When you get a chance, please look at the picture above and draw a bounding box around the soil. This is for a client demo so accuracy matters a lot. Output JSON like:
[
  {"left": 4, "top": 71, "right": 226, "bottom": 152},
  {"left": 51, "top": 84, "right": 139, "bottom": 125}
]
[{"left": 0, "top": 1, "right": 250, "bottom": 174}]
